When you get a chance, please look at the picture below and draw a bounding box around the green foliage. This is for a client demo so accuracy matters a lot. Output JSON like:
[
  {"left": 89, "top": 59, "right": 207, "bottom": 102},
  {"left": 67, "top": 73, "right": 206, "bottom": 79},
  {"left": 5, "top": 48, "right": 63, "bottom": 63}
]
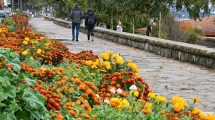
[
  {"left": 0, "top": 48, "right": 21, "bottom": 72},
  {"left": 0, "top": 48, "right": 50, "bottom": 120},
  {"left": 184, "top": 28, "right": 203, "bottom": 44}
]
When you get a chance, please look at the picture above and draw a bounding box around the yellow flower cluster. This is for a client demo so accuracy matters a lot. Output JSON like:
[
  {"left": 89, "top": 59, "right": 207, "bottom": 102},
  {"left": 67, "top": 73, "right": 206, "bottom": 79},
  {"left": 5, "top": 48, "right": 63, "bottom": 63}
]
[
  {"left": 85, "top": 59, "right": 112, "bottom": 71},
  {"left": 129, "top": 90, "right": 139, "bottom": 97},
  {"left": 127, "top": 62, "right": 140, "bottom": 73},
  {"left": 85, "top": 60, "right": 93, "bottom": 66},
  {"left": 110, "top": 98, "right": 130, "bottom": 110},
  {"left": 103, "top": 61, "right": 111, "bottom": 70},
  {"left": 148, "top": 92, "right": 156, "bottom": 99},
  {"left": 37, "top": 49, "right": 42, "bottom": 54},
  {"left": 40, "top": 67, "right": 47, "bottom": 73},
  {"left": 100, "top": 51, "right": 113, "bottom": 60},
  {"left": 144, "top": 102, "right": 152, "bottom": 110},
  {"left": 172, "top": 96, "right": 187, "bottom": 112},
  {"left": 25, "top": 37, "right": 30, "bottom": 41},
  {"left": 22, "top": 50, "right": 28, "bottom": 55},
  {"left": 192, "top": 107, "right": 204, "bottom": 119},
  {"left": 113, "top": 54, "right": 124, "bottom": 65},
  {"left": 44, "top": 42, "right": 51, "bottom": 48},
  {"left": 23, "top": 40, "right": 28, "bottom": 45},
  {"left": 155, "top": 96, "right": 166, "bottom": 103},
  {"left": 0, "top": 28, "right": 7, "bottom": 33},
  {"left": 204, "top": 114, "right": 215, "bottom": 120}
]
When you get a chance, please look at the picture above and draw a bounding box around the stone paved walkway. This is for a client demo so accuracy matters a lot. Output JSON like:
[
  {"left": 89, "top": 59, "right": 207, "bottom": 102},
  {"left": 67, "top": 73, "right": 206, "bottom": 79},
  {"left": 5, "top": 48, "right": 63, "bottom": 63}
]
[{"left": 29, "top": 18, "right": 215, "bottom": 113}]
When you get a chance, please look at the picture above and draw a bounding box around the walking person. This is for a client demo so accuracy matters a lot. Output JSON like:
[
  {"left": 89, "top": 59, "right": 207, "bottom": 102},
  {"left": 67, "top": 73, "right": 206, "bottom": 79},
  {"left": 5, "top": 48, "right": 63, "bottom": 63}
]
[
  {"left": 70, "top": 4, "right": 83, "bottom": 41},
  {"left": 85, "top": 9, "right": 96, "bottom": 41}
]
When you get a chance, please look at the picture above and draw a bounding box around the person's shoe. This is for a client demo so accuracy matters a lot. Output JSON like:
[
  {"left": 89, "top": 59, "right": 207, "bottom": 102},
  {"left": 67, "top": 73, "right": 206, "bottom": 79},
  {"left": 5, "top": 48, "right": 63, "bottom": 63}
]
[
  {"left": 72, "top": 39, "right": 74, "bottom": 41},
  {"left": 76, "top": 39, "right": 79, "bottom": 41},
  {"left": 91, "top": 36, "right": 94, "bottom": 41}
]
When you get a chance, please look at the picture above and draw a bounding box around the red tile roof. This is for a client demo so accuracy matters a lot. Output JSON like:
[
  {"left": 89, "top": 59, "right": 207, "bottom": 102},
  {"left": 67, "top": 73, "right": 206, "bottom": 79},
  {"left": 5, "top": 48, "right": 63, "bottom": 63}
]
[{"left": 180, "top": 16, "right": 215, "bottom": 37}]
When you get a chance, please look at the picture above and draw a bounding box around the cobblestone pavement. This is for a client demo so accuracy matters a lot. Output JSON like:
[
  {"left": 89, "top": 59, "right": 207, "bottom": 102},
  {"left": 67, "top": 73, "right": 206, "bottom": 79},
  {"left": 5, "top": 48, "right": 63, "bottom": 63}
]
[{"left": 29, "top": 18, "right": 215, "bottom": 113}]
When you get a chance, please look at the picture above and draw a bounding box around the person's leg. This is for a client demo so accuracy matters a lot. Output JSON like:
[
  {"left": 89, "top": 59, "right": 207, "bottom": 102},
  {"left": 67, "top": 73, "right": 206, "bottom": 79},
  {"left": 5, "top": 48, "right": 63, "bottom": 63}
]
[
  {"left": 91, "top": 28, "right": 94, "bottom": 41},
  {"left": 72, "top": 23, "right": 76, "bottom": 40},
  {"left": 76, "top": 23, "right": 80, "bottom": 41},
  {"left": 87, "top": 28, "right": 90, "bottom": 40}
]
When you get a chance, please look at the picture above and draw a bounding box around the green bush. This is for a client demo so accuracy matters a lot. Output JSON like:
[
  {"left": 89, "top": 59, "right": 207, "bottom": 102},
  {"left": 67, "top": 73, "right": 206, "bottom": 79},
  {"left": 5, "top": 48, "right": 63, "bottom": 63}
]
[{"left": 184, "top": 28, "right": 203, "bottom": 44}]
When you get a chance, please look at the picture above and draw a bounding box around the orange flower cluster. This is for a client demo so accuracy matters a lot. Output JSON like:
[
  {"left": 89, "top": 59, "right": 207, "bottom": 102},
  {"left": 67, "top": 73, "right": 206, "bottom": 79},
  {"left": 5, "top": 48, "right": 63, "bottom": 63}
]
[
  {"left": 32, "top": 80, "right": 61, "bottom": 110},
  {"left": 99, "top": 72, "right": 150, "bottom": 100},
  {"left": 65, "top": 50, "right": 98, "bottom": 63},
  {"left": 0, "top": 37, "right": 22, "bottom": 52},
  {"left": 35, "top": 40, "right": 68, "bottom": 65},
  {"left": 21, "top": 62, "right": 35, "bottom": 73},
  {"left": 31, "top": 67, "right": 66, "bottom": 82}
]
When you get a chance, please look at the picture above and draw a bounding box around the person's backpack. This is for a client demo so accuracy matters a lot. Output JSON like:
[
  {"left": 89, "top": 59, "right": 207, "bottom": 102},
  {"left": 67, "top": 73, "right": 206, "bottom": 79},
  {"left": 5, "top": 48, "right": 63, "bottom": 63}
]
[{"left": 87, "top": 15, "right": 95, "bottom": 26}]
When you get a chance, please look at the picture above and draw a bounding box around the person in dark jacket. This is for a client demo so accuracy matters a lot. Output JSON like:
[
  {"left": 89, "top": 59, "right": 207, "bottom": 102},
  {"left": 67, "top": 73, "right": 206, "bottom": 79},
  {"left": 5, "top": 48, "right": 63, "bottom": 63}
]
[
  {"left": 85, "top": 9, "right": 96, "bottom": 41},
  {"left": 70, "top": 4, "right": 83, "bottom": 41}
]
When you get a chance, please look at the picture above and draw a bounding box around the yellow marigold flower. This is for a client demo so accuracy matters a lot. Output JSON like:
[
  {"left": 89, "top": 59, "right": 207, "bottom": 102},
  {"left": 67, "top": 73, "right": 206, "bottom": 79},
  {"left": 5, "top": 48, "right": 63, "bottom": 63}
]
[
  {"left": 40, "top": 67, "right": 47, "bottom": 73},
  {"left": 29, "top": 57, "right": 34, "bottom": 60},
  {"left": 156, "top": 96, "right": 166, "bottom": 103},
  {"left": 126, "top": 59, "right": 132, "bottom": 63},
  {"left": 25, "top": 37, "right": 30, "bottom": 41},
  {"left": 105, "top": 62, "right": 111, "bottom": 70},
  {"left": 172, "top": 96, "right": 187, "bottom": 106},
  {"left": 129, "top": 90, "right": 139, "bottom": 97},
  {"left": 37, "top": 49, "right": 42, "bottom": 54},
  {"left": 112, "top": 54, "right": 120, "bottom": 59},
  {"left": 91, "top": 64, "right": 97, "bottom": 69},
  {"left": 134, "top": 68, "right": 140, "bottom": 73},
  {"left": 174, "top": 102, "right": 185, "bottom": 112},
  {"left": 205, "top": 114, "right": 215, "bottom": 120},
  {"left": 100, "top": 53, "right": 109, "bottom": 60},
  {"left": 31, "top": 41, "right": 34, "bottom": 44},
  {"left": 22, "top": 50, "right": 28, "bottom": 55},
  {"left": 85, "top": 60, "right": 93, "bottom": 66},
  {"left": 144, "top": 102, "right": 152, "bottom": 110},
  {"left": 127, "top": 63, "right": 139, "bottom": 72},
  {"left": 117, "top": 99, "right": 130, "bottom": 110},
  {"left": 193, "top": 97, "right": 200, "bottom": 103},
  {"left": 116, "top": 56, "right": 124, "bottom": 64},
  {"left": 148, "top": 92, "right": 156, "bottom": 98},
  {"left": 23, "top": 41, "right": 28, "bottom": 45},
  {"left": 106, "top": 51, "right": 113, "bottom": 56}
]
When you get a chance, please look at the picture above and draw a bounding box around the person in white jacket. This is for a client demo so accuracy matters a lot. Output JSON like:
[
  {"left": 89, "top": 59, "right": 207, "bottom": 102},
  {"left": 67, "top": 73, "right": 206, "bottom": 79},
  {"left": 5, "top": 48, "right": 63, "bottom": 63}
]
[{"left": 116, "top": 21, "right": 123, "bottom": 32}]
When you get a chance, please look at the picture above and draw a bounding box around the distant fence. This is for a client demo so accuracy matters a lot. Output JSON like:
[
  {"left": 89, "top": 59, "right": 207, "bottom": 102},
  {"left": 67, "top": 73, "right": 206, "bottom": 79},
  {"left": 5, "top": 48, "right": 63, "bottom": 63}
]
[{"left": 44, "top": 16, "right": 215, "bottom": 69}]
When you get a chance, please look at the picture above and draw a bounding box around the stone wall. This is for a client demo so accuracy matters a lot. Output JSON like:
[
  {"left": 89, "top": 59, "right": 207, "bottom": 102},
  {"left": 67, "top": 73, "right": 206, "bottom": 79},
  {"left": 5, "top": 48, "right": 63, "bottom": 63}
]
[{"left": 45, "top": 17, "right": 215, "bottom": 68}]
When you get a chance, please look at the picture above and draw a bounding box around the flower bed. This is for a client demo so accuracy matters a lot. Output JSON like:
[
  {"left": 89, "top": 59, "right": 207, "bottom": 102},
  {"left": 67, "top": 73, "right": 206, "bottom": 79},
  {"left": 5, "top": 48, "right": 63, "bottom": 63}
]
[{"left": 0, "top": 17, "right": 214, "bottom": 120}]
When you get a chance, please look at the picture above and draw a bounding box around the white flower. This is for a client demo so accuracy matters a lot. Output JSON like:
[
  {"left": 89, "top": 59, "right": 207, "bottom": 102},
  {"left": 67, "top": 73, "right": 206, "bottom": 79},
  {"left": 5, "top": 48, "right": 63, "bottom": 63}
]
[
  {"left": 96, "top": 94, "right": 100, "bottom": 98},
  {"left": 129, "top": 84, "right": 137, "bottom": 90},
  {"left": 117, "top": 88, "right": 122, "bottom": 94},
  {"left": 110, "top": 88, "right": 116, "bottom": 93},
  {"left": 104, "top": 100, "right": 110, "bottom": 104}
]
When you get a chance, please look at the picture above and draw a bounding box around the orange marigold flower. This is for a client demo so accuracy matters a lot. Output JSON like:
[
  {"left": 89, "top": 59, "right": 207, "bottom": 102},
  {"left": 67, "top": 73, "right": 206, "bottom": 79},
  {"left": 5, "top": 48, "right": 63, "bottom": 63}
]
[
  {"left": 68, "top": 110, "right": 78, "bottom": 116},
  {"left": 80, "top": 113, "right": 91, "bottom": 119},
  {"left": 141, "top": 109, "right": 152, "bottom": 114}
]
